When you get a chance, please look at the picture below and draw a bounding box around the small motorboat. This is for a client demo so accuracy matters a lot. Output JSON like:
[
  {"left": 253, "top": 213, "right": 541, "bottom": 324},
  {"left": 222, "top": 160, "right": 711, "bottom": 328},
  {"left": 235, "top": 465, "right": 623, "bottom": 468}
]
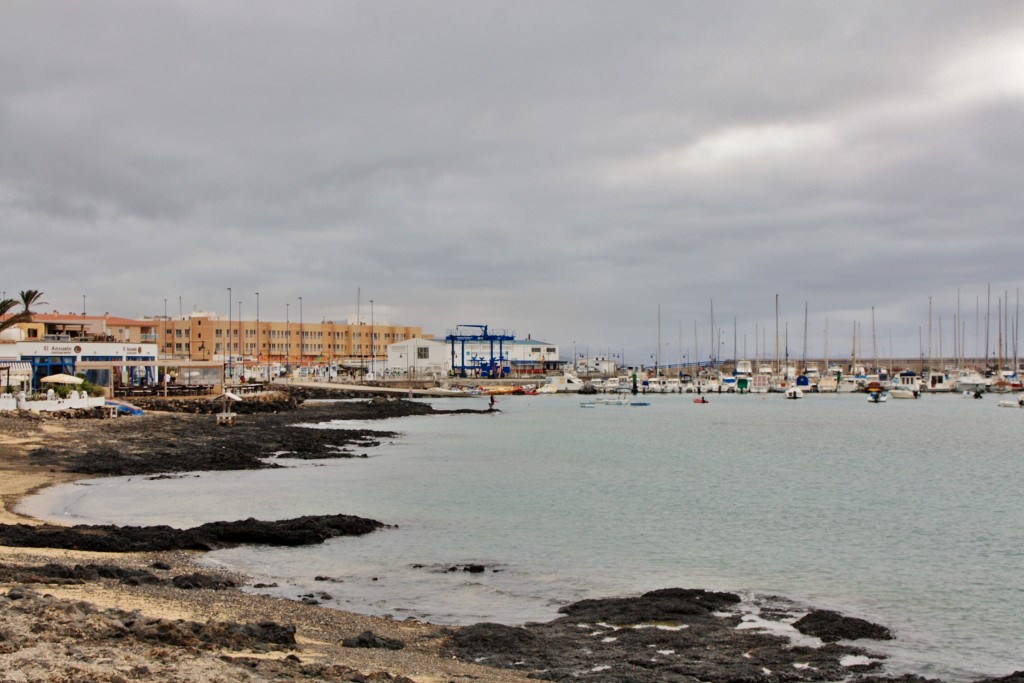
[
  {"left": 785, "top": 387, "right": 803, "bottom": 400},
  {"left": 867, "top": 391, "right": 888, "bottom": 403},
  {"left": 997, "top": 398, "right": 1024, "bottom": 408},
  {"left": 692, "top": 397, "right": 709, "bottom": 404}
]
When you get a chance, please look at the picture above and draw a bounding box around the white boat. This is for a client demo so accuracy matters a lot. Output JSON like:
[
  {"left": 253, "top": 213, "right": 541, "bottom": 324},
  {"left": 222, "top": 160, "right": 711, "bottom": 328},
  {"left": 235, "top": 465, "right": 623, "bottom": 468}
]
[
  {"left": 997, "top": 398, "right": 1023, "bottom": 408},
  {"left": 750, "top": 366, "right": 772, "bottom": 394},
  {"left": 889, "top": 386, "right": 918, "bottom": 399},
  {"left": 538, "top": 373, "right": 586, "bottom": 393},
  {"left": 867, "top": 391, "right": 888, "bottom": 403},
  {"left": 923, "top": 370, "right": 954, "bottom": 392},
  {"left": 646, "top": 377, "right": 670, "bottom": 393},
  {"left": 892, "top": 371, "right": 922, "bottom": 396},
  {"left": 954, "top": 369, "right": 987, "bottom": 394},
  {"left": 836, "top": 376, "right": 861, "bottom": 393},
  {"left": 602, "top": 377, "right": 621, "bottom": 393},
  {"left": 784, "top": 387, "right": 804, "bottom": 400},
  {"left": 596, "top": 396, "right": 630, "bottom": 405}
]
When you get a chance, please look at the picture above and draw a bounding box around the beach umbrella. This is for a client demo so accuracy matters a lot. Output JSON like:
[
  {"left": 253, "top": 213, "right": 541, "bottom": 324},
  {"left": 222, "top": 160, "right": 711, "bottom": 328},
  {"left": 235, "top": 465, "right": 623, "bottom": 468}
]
[{"left": 40, "top": 373, "right": 84, "bottom": 385}]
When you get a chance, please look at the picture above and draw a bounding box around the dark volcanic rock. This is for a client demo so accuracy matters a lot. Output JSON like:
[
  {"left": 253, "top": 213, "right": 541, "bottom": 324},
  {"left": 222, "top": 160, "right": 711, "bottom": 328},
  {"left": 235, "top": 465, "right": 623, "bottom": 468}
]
[
  {"left": 556, "top": 587, "right": 742, "bottom": 625},
  {"left": 341, "top": 630, "right": 405, "bottom": 650},
  {"left": 794, "top": 609, "right": 894, "bottom": 642},
  {"left": 26, "top": 396, "right": 484, "bottom": 477},
  {"left": 973, "top": 673, "right": 1024, "bottom": 683},
  {"left": 0, "top": 514, "right": 386, "bottom": 553},
  {"left": 446, "top": 589, "right": 892, "bottom": 683}
]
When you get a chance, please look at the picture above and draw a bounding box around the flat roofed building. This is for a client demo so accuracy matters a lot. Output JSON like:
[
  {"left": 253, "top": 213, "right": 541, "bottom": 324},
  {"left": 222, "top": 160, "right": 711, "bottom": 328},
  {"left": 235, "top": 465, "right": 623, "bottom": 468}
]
[{"left": 150, "top": 312, "right": 428, "bottom": 371}]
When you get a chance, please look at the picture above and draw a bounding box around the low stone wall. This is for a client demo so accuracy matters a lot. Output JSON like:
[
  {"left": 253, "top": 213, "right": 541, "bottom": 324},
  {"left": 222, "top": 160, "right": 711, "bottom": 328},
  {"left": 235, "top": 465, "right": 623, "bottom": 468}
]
[{"left": 0, "top": 394, "right": 106, "bottom": 413}]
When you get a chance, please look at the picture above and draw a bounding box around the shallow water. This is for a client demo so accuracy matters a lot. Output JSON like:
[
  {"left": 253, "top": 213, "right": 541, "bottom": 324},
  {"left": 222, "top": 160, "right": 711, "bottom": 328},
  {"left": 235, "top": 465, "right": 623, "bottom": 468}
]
[{"left": 20, "top": 393, "right": 1024, "bottom": 680}]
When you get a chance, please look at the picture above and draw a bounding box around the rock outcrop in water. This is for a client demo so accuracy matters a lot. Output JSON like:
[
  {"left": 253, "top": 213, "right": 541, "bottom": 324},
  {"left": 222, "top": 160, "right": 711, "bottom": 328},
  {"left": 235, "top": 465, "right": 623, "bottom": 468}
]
[
  {"left": 793, "top": 609, "right": 894, "bottom": 642},
  {"left": 0, "top": 514, "right": 387, "bottom": 552},
  {"left": 447, "top": 588, "right": 893, "bottom": 682}
]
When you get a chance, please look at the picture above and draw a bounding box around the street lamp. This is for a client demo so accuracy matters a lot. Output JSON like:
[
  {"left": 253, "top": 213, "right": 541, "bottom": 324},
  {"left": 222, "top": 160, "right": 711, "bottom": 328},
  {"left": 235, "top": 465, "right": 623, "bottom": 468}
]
[
  {"left": 238, "top": 300, "right": 242, "bottom": 380},
  {"left": 285, "top": 302, "right": 290, "bottom": 374},
  {"left": 254, "top": 292, "right": 260, "bottom": 380},
  {"left": 298, "top": 296, "right": 303, "bottom": 371},
  {"left": 82, "top": 294, "right": 86, "bottom": 316},
  {"left": 369, "top": 299, "right": 374, "bottom": 377},
  {"left": 227, "top": 287, "right": 232, "bottom": 379}
]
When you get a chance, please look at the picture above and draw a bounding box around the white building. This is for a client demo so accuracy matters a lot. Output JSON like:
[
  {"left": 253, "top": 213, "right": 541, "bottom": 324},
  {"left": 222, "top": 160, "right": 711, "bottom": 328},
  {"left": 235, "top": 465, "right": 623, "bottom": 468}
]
[
  {"left": 384, "top": 338, "right": 451, "bottom": 378},
  {"left": 3, "top": 339, "right": 159, "bottom": 389},
  {"left": 576, "top": 355, "right": 619, "bottom": 376},
  {"left": 386, "top": 336, "right": 561, "bottom": 378}
]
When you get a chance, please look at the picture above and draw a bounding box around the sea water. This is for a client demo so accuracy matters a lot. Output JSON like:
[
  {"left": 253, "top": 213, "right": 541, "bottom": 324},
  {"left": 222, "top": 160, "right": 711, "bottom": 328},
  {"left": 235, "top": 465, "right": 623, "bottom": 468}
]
[{"left": 18, "top": 394, "right": 1024, "bottom": 681}]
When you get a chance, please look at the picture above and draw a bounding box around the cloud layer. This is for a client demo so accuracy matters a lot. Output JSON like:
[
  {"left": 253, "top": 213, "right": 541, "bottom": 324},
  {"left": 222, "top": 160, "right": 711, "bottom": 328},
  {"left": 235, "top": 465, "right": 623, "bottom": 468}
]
[{"left": 3, "top": 1, "right": 1023, "bottom": 364}]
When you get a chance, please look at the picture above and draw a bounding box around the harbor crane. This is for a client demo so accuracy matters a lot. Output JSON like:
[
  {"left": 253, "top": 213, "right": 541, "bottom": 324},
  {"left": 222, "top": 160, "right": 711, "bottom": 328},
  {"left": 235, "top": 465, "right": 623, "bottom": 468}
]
[{"left": 445, "top": 324, "right": 515, "bottom": 378}]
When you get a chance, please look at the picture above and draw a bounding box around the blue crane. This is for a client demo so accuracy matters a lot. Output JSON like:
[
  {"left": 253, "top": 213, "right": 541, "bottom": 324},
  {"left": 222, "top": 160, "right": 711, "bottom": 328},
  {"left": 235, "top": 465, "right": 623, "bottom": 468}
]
[{"left": 445, "top": 324, "right": 516, "bottom": 378}]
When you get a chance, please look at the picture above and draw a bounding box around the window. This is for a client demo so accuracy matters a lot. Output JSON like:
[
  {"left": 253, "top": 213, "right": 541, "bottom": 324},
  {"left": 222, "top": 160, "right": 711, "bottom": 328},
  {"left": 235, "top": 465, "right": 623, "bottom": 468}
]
[{"left": 417, "top": 347, "right": 430, "bottom": 359}]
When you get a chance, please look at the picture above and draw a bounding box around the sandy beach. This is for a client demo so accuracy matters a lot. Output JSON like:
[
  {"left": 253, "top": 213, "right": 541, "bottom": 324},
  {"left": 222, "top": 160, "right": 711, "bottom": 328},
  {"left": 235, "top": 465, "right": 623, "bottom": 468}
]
[{"left": 0, "top": 407, "right": 533, "bottom": 683}]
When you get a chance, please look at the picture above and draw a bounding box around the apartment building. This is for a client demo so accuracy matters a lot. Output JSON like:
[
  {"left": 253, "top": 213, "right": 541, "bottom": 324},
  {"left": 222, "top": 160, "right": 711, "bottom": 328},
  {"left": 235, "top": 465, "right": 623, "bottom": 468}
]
[{"left": 152, "top": 312, "right": 429, "bottom": 369}]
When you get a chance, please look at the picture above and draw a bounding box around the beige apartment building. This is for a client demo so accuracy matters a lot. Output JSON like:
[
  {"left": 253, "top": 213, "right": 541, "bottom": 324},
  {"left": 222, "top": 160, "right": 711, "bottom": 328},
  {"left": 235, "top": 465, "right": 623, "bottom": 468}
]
[{"left": 154, "top": 313, "right": 428, "bottom": 369}]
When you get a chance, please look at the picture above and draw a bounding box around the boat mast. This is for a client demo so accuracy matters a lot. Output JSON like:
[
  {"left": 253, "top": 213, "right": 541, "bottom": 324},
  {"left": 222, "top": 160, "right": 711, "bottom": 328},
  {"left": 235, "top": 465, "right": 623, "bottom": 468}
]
[
  {"left": 997, "top": 296, "right": 1003, "bottom": 374},
  {"left": 802, "top": 302, "right": 808, "bottom": 371},
  {"left": 709, "top": 299, "right": 714, "bottom": 367},
  {"left": 774, "top": 294, "right": 780, "bottom": 373},
  {"left": 950, "top": 290, "right": 958, "bottom": 370},
  {"left": 889, "top": 328, "right": 894, "bottom": 374},
  {"left": 986, "top": 283, "right": 991, "bottom": 368},
  {"left": 733, "top": 316, "right": 737, "bottom": 366},
  {"left": 824, "top": 317, "right": 829, "bottom": 370},
  {"left": 693, "top": 320, "right": 698, "bottom": 375},
  {"left": 1016, "top": 288, "right": 1020, "bottom": 377},
  {"left": 1005, "top": 291, "right": 1010, "bottom": 367},
  {"left": 656, "top": 304, "right": 661, "bottom": 375},
  {"left": 928, "top": 296, "right": 933, "bottom": 372},
  {"left": 851, "top": 322, "right": 857, "bottom": 373},
  {"left": 871, "top": 306, "right": 878, "bottom": 373}
]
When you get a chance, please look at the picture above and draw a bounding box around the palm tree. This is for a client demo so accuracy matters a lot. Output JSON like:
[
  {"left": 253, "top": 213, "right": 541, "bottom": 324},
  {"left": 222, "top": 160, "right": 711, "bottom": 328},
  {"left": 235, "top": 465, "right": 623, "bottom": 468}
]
[
  {"left": 0, "top": 298, "right": 28, "bottom": 335},
  {"left": 19, "top": 290, "right": 47, "bottom": 316}
]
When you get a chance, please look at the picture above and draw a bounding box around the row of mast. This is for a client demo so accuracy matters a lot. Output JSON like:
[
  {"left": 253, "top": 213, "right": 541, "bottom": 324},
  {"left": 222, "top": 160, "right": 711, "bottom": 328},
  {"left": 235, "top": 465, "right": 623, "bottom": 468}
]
[{"left": 652, "top": 287, "right": 1020, "bottom": 373}]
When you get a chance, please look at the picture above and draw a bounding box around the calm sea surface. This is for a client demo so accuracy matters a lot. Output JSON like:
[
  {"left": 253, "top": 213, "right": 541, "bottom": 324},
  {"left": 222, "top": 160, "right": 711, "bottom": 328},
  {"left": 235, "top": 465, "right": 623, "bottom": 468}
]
[{"left": 19, "top": 393, "right": 1024, "bottom": 681}]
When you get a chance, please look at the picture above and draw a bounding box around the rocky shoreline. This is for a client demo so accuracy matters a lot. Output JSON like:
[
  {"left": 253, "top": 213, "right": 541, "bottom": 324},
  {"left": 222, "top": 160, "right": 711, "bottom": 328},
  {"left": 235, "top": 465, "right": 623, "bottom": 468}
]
[{"left": 1, "top": 388, "right": 1020, "bottom": 682}]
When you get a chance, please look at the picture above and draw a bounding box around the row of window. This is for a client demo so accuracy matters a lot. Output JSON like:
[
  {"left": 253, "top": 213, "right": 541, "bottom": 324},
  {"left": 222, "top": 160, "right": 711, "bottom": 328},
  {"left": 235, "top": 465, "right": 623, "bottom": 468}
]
[{"left": 177, "top": 329, "right": 403, "bottom": 342}]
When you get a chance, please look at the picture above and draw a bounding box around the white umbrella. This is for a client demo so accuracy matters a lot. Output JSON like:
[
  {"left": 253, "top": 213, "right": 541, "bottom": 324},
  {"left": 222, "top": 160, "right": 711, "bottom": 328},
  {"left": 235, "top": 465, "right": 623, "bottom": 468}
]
[{"left": 40, "top": 373, "right": 84, "bottom": 385}]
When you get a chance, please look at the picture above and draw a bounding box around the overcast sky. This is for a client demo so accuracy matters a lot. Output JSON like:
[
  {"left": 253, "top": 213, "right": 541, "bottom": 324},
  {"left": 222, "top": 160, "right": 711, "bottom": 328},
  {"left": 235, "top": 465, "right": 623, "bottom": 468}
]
[{"left": 3, "top": 1, "right": 1023, "bottom": 365}]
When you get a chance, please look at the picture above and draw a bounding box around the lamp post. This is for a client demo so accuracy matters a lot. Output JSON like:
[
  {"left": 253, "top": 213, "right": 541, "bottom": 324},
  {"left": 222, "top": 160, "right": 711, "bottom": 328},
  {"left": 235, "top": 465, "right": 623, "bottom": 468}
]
[
  {"left": 227, "top": 287, "right": 232, "bottom": 379},
  {"left": 163, "top": 298, "right": 167, "bottom": 360},
  {"left": 285, "top": 303, "right": 290, "bottom": 375},
  {"left": 82, "top": 294, "right": 86, "bottom": 316},
  {"left": 238, "top": 300, "right": 242, "bottom": 381},
  {"left": 370, "top": 299, "right": 374, "bottom": 377},
  {"left": 298, "top": 296, "right": 303, "bottom": 372},
  {"left": 254, "top": 292, "right": 260, "bottom": 381}
]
